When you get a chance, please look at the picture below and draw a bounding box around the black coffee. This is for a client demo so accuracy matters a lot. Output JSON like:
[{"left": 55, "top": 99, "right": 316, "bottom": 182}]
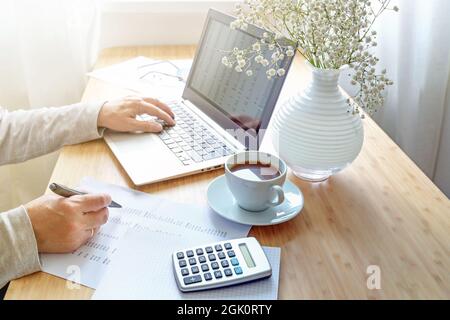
[{"left": 230, "top": 162, "right": 281, "bottom": 181}]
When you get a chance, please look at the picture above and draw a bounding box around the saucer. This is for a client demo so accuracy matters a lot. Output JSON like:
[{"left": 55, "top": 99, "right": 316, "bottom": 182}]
[{"left": 207, "top": 175, "right": 304, "bottom": 226}]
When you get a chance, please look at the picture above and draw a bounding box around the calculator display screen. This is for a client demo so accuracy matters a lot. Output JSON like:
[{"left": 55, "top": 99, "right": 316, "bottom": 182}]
[{"left": 239, "top": 243, "right": 256, "bottom": 268}]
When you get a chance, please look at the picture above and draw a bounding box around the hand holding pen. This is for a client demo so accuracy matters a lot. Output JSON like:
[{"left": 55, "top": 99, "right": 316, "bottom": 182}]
[{"left": 24, "top": 183, "right": 119, "bottom": 253}]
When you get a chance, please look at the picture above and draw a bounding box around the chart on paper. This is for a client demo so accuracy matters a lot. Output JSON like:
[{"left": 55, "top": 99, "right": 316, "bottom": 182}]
[{"left": 40, "top": 178, "right": 250, "bottom": 289}]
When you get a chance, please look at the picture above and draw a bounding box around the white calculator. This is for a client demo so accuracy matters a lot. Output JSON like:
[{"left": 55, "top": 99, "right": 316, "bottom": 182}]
[{"left": 172, "top": 237, "right": 272, "bottom": 292}]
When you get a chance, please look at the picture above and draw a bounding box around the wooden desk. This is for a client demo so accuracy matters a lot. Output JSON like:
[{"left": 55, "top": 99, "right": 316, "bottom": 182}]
[{"left": 6, "top": 45, "right": 450, "bottom": 300}]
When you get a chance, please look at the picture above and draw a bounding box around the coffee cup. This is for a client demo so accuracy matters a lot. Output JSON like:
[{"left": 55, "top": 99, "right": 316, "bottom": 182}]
[{"left": 225, "top": 151, "right": 287, "bottom": 212}]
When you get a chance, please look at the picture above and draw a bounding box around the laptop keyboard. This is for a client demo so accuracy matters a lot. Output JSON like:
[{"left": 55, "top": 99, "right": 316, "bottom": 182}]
[{"left": 140, "top": 102, "right": 235, "bottom": 166}]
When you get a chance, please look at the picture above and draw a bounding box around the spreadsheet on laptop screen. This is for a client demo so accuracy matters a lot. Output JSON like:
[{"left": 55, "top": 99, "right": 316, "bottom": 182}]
[{"left": 189, "top": 18, "right": 280, "bottom": 130}]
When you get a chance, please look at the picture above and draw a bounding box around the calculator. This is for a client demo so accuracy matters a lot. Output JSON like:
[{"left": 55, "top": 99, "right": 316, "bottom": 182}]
[{"left": 173, "top": 237, "right": 272, "bottom": 292}]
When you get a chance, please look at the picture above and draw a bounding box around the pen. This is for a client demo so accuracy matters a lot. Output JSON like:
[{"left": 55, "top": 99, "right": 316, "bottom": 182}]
[{"left": 49, "top": 183, "right": 122, "bottom": 208}]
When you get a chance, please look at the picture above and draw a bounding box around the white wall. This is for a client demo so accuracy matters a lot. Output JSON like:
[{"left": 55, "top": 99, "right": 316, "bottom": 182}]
[
  {"left": 100, "top": 1, "right": 236, "bottom": 48},
  {"left": 434, "top": 75, "right": 450, "bottom": 196}
]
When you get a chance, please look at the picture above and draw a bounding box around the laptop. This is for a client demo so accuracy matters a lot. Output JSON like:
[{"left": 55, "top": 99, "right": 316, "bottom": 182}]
[{"left": 104, "top": 9, "right": 294, "bottom": 186}]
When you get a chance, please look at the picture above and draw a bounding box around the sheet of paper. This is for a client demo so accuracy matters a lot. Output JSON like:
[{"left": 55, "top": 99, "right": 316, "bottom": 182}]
[
  {"left": 87, "top": 56, "right": 192, "bottom": 99},
  {"left": 93, "top": 231, "right": 280, "bottom": 300},
  {"left": 40, "top": 177, "right": 250, "bottom": 289}
]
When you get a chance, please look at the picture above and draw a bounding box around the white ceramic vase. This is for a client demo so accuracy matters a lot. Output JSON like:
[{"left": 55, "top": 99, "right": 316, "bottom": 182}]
[{"left": 271, "top": 64, "right": 364, "bottom": 182}]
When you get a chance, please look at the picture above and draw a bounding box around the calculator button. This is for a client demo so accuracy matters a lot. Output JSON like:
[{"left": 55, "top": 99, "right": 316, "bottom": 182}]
[
  {"left": 227, "top": 250, "right": 236, "bottom": 258},
  {"left": 181, "top": 268, "right": 189, "bottom": 276},
  {"left": 214, "top": 271, "right": 223, "bottom": 279},
  {"left": 234, "top": 266, "right": 243, "bottom": 275},
  {"left": 176, "top": 252, "right": 184, "bottom": 259},
  {"left": 198, "top": 256, "right": 207, "bottom": 263},
  {"left": 204, "top": 273, "right": 212, "bottom": 281},
  {"left": 215, "top": 244, "right": 223, "bottom": 252},
  {"left": 179, "top": 260, "right": 187, "bottom": 268},
  {"left": 188, "top": 258, "right": 197, "bottom": 265},
  {"left": 205, "top": 246, "right": 213, "bottom": 253},
  {"left": 208, "top": 254, "right": 216, "bottom": 261},
  {"left": 224, "top": 243, "right": 232, "bottom": 250},
  {"left": 218, "top": 252, "right": 226, "bottom": 259},
  {"left": 224, "top": 268, "right": 233, "bottom": 277},
  {"left": 221, "top": 260, "right": 229, "bottom": 268},
  {"left": 183, "top": 275, "right": 202, "bottom": 285},
  {"left": 231, "top": 258, "right": 239, "bottom": 266},
  {"left": 191, "top": 266, "right": 199, "bottom": 274},
  {"left": 211, "top": 262, "right": 219, "bottom": 270},
  {"left": 196, "top": 248, "right": 204, "bottom": 255},
  {"left": 186, "top": 250, "right": 194, "bottom": 257},
  {"left": 201, "top": 264, "right": 209, "bottom": 272}
]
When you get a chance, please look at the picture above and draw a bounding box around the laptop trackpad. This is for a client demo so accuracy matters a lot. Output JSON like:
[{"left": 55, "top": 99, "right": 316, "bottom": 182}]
[{"left": 106, "top": 132, "right": 181, "bottom": 184}]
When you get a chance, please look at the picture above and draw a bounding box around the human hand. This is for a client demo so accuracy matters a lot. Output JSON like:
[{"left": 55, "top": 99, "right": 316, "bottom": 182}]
[
  {"left": 97, "top": 96, "right": 176, "bottom": 133},
  {"left": 25, "top": 193, "right": 112, "bottom": 253}
]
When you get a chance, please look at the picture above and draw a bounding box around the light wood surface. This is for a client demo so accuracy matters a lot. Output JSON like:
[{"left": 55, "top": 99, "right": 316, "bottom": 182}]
[{"left": 6, "top": 45, "right": 450, "bottom": 300}]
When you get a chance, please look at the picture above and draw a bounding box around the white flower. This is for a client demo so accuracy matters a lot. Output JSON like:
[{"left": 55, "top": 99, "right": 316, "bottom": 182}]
[
  {"left": 286, "top": 49, "right": 295, "bottom": 57},
  {"left": 246, "top": 70, "right": 253, "bottom": 76},
  {"left": 277, "top": 68, "right": 286, "bottom": 76},
  {"left": 266, "top": 68, "right": 276, "bottom": 77},
  {"left": 223, "top": 0, "right": 398, "bottom": 115},
  {"left": 221, "top": 57, "right": 228, "bottom": 65},
  {"left": 252, "top": 42, "right": 261, "bottom": 51}
]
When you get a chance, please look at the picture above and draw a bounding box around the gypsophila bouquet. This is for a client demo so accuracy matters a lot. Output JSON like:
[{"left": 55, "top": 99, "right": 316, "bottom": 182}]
[{"left": 222, "top": 0, "right": 399, "bottom": 116}]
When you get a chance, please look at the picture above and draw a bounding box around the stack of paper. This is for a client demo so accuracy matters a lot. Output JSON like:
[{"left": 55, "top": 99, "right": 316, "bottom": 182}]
[
  {"left": 40, "top": 177, "right": 250, "bottom": 288},
  {"left": 87, "top": 56, "right": 192, "bottom": 99},
  {"left": 92, "top": 231, "right": 281, "bottom": 300},
  {"left": 40, "top": 178, "right": 281, "bottom": 299}
]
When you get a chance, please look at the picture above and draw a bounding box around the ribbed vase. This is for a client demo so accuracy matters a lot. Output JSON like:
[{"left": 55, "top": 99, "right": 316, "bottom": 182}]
[{"left": 271, "top": 64, "right": 364, "bottom": 182}]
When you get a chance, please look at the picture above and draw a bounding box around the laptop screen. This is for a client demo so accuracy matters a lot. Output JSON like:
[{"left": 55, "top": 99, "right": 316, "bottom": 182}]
[{"left": 186, "top": 15, "right": 291, "bottom": 133}]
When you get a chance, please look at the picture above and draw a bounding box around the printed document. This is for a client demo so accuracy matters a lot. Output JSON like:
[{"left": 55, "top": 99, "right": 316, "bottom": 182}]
[
  {"left": 40, "top": 177, "right": 250, "bottom": 288},
  {"left": 93, "top": 231, "right": 280, "bottom": 300}
]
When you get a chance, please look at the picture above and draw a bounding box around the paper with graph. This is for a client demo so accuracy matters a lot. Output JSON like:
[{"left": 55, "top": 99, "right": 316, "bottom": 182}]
[{"left": 40, "top": 177, "right": 250, "bottom": 289}]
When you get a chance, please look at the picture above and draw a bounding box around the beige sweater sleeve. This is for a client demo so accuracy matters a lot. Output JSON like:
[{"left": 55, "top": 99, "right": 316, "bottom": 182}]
[
  {"left": 0, "top": 206, "right": 41, "bottom": 288},
  {"left": 0, "top": 102, "right": 105, "bottom": 165},
  {"left": 0, "top": 102, "right": 106, "bottom": 288}
]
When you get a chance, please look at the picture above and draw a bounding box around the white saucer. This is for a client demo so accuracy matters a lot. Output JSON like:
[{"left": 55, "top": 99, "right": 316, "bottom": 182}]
[{"left": 207, "top": 175, "right": 304, "bottom": 226}]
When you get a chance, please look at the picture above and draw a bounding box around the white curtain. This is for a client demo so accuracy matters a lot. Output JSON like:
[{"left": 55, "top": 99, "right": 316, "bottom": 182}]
[
  {"left": 342, "top": 0, "right": 450, "bottom": 197},
  {"left": 0, "top": 0, "right": 101, "bottom": 211}
]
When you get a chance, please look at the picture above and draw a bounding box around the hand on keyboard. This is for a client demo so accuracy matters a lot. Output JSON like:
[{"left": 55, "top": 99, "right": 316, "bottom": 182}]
[{"left": 98, "top": 95, "right": 176, "bottom": 133}]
